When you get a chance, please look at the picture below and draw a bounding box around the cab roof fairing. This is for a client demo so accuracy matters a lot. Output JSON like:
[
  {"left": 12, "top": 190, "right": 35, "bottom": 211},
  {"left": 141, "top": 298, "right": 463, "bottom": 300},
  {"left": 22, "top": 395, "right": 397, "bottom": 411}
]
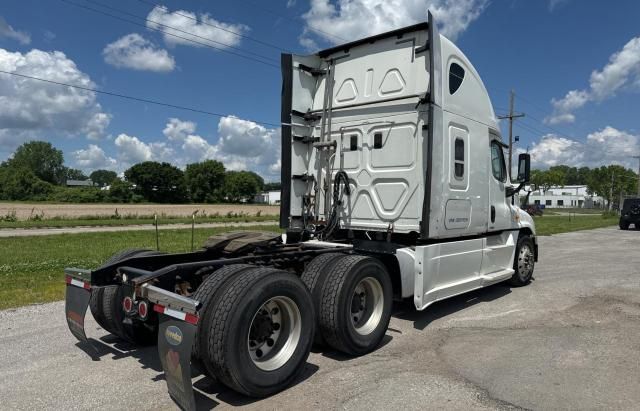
[{"left": 439, "top": 35, "right": 499, "bottom": 133}]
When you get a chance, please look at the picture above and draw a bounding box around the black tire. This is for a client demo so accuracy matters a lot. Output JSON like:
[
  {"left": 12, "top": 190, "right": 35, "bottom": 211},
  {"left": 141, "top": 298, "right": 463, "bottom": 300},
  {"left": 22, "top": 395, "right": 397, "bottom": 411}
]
[
  {"left": 300, "top": 252, "right": 345, "bottom": 345},
  {"left": 89, "top": 248, "right": 153, "bottom": 334},
  {"left": 205, "top": 267, "right": 314, "bottom": 397},
  {"left": 619, "top": 220, "right": 630, "bottom": 230},
  {"left": 318, "top": 255, "right": 393, "bottom": 356},
  {"left": 508, "top": 235, "right": 535, "bottom": 286},
  {"left": 98, "top": 249, "right": 164, "bottom": 344},
  {"left": 191, "top": 264, "right": 255, "bottom": 377},
  {"left": 89, "top": 286, "right": 109, "bottom": 332}
]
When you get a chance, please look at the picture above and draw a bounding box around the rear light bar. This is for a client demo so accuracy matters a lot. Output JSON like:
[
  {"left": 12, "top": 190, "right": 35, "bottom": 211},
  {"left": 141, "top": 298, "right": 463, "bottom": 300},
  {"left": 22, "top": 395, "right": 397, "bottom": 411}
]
[
  {"left": 65, "top": 275, "right": 91, "bottom": 290},
  {"left": 153, "top": 304, "right": 199, "bottom": 325}
]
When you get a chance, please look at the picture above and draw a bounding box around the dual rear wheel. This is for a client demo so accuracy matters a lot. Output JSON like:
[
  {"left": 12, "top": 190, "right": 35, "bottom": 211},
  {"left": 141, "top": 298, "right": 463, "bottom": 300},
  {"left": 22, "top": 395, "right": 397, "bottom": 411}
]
[{"left": 90, "top": 250, "right": 393, "bottom": 397}]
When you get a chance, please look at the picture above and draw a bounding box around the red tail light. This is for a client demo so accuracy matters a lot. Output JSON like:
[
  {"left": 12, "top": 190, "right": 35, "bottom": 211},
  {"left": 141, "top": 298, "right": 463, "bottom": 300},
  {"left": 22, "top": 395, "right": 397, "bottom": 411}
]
[
  {"left": 138, "top": 300, "right": 149, "bottom": 319},
  {"left": 122, "top": 296, "right": 133, "bottom": 313}
]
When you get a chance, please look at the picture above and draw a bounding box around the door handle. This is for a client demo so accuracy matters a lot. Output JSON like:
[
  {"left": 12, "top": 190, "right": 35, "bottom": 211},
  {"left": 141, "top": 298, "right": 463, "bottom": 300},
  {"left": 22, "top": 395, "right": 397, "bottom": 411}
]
[{"left": 491, "top": 206, "right": 496, "bottom": 223}]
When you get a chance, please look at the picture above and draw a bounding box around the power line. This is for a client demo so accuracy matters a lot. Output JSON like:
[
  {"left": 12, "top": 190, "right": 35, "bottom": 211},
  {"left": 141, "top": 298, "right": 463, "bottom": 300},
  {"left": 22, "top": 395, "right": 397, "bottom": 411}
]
[
  {"left": 0, "top": 69, "right": 281, "bottom": 128},
  {"left": 241, "top": 0, "right": 349, "bottom": 43},
  {"left": 134, "top": 0, "right": 292, "bottom": 53},
  {"left": 83, "top": 0, "right": 279, "bottom": 63},
  {"left": 60, "top": 0, "right": 279, "bottom": 68}
]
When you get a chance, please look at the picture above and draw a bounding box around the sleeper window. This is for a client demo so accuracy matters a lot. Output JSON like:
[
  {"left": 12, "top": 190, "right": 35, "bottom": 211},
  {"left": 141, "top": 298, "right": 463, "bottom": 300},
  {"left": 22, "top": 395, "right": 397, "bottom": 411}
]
[
  {"left": 449, "top": 62, "right": 465, "bottom": 94},
  {"left": 454, "top": 138, "right": 464, "bottom": 179}
]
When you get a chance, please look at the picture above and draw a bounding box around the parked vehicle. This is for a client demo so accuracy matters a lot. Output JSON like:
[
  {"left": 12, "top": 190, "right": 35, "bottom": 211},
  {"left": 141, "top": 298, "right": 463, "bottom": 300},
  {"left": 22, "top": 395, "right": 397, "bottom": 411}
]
[
  {"left": 64, "top": 12, "right": 537, "bottom": 410},
  {"left": 619, "top": 198, "right": 640, "bottom": 229},
  {"left": 526, "top": 204, "right": 544, "bottom": 216}
]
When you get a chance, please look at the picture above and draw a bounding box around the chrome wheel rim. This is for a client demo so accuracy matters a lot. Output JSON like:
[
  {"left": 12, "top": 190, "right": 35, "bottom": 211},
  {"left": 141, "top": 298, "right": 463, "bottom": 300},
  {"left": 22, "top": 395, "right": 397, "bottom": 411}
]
[
  {"left": 350, "top": 277, "right": 384, "bottom": 336},
  {"left": 518, "top": 244, "right": 534, "bottom": 280},
  {"left": 247, "top": 296, "right": 301, "bottom": 371}
]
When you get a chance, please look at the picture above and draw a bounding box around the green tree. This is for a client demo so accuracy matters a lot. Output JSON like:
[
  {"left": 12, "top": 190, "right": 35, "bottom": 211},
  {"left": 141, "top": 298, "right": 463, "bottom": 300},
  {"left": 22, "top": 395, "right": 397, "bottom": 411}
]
[
  {"left": 0, "top": 165, "right": 53, "bottom": 200},
  {"left": 185, "top": 160, "right": 226, "bottom": 203},
  {"left": 64, "top": 168, "right": 88, "bottom": 181},
  {"left": 530, "top": 168, "right": 566, "bottom": 193},
  {"left": 108, "top": 178, "right": 134, "bottom": 203},
  {"left": 264, "top": 182, "right": 281, "bottom": 191},
  {"left": 246, "top": 171, "right": 265, "bottom": 192},
  {"left": 223, "top": 171, "right": 262, "bottom": 202},
  {"left": 6, "top": 141, "right": 66, "bottom": 184},
  {"left": 124, "top": 161, "right": 187, "bottom": 203},
  {"left": 90, "top": 169, "right": 118, "bottom": 187},
  {"left": 587, "top": 165, "right": 637, "bottom": 208}
]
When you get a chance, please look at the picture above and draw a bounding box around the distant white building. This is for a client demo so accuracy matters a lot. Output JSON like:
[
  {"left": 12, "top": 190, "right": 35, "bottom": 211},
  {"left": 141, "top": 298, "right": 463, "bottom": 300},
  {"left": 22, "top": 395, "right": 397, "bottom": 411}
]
[
  {"left": 527, "top": 185, "right": 604, "bottom": 208},
  {"left": 254, "top": 190, "right": 281, "bottom": 205}
]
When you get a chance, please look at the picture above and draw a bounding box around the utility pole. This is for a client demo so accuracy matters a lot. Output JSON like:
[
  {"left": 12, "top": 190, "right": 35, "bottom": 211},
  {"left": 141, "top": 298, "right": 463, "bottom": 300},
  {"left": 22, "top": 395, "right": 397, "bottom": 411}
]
[
  {"left": 633, "top": 155, "right": 640, "bottom": 196},
  {"left": 497, "top": 90, "right": 525, "bottom": 176},
  {"left": 609, "top": 173, "right": 615, "bottom": 211}
]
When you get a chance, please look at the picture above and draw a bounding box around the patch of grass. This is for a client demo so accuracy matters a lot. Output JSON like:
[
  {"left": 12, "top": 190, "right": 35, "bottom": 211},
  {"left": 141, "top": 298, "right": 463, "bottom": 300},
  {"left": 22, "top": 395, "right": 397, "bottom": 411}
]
[
  {"left": 544, "top": 208, "right": 605, "bottom": 215},
  {"left": 0, "top": 214, "right": 277, "bottom": 229},
  {"left": 0, "top": 225, "right": 280, "bottom": 310},
  {"left": 534, "top": 215, "right": 618, "bottom": 236}
]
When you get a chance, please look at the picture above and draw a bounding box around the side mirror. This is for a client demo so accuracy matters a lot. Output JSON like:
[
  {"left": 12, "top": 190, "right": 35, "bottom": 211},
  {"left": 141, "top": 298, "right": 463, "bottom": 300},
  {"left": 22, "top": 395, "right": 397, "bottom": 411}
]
[{"left": 517, "top": 153, "right": 530, "bottom": 183}]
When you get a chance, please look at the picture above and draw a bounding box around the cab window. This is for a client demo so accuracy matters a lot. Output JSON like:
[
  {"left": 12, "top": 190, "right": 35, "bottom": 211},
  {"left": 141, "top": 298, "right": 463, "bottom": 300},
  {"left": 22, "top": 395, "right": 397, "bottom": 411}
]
[
  {"left": 449, "top": 62, "right": 465, "bottom": 94},
  {"left": 490, "top": 141, "right": 507, "bottom": 182}
]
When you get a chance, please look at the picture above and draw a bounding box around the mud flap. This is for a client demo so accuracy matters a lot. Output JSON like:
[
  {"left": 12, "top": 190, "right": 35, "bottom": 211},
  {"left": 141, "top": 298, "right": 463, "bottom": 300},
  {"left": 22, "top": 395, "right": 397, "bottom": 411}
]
[
  {"left": 157, "top": 314, "right": 197, "bottom": 411},
  {"left": 64, "top": 268, "right": 92, "bottom": 343},
  {"left": 142, "top": 284, "right": 200, "bottom": 411}
]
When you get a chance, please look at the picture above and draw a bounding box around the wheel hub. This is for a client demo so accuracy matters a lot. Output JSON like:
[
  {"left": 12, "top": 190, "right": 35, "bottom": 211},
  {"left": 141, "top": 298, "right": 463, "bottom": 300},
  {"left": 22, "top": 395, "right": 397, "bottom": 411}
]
[
  {"left": 518, "top": 245, "right": 534, "bottom": 278},
  {"left": 247, "top": 296, "right": 301, "bottom": 371},
  {"left": 349, "top": 277, "right": 384, "bottom": 336}
]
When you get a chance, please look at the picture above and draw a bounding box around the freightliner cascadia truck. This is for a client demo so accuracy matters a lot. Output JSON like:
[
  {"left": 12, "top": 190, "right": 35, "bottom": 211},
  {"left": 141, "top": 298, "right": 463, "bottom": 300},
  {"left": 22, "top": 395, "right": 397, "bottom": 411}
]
[{"left": 63, "top": 12, "right": 537, "bottom": 410}]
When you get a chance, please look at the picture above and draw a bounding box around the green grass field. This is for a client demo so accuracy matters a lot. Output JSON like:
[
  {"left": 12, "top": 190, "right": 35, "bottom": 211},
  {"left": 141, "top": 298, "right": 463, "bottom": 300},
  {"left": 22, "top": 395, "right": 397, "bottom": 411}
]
[
  {"left": 0, "top": 214, "right": 277, "bottom": 229},
  {"left": 533, "top": 215, "right": 618, "bottom": 235},
  {"left": 0, "top": 225, "right": 280, "bottom": 310}
]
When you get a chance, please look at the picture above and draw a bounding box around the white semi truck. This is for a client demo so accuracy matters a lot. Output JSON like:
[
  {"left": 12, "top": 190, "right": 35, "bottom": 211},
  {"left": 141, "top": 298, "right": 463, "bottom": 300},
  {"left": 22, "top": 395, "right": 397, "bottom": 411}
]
[{"left": 64, "top": 12, "right": 537, "bottom": 410}]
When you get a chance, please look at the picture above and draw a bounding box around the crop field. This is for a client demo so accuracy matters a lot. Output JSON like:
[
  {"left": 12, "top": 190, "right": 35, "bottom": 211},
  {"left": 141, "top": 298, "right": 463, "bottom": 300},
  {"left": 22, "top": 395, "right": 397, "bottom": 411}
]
[{"left": 0, "top": 202, "right": 280, "bottom": 221}]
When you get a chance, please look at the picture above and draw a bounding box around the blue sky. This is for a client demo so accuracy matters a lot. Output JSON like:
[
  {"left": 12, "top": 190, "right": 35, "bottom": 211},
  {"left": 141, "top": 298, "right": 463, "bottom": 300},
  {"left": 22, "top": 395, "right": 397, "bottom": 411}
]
[{"left": 1, "top": 0, "right": 639, "bottom": 181}]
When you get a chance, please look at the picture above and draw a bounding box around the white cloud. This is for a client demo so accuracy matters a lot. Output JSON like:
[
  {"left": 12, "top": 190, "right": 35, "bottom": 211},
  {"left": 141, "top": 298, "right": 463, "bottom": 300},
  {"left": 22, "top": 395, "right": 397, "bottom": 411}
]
[
  {"left": 146, "top": 6, "right": 249, "bottom": 49},
  {"left": 0, "top": 48, "right": 111, "bottom": 150},
  {"left": 527, "top": 126, "right": 640, "bottom": 169},
  {"left": 300, "top": 0, "right": 487, "bottom": 48},
  {"left": 115, "top": 134, "right": 152, "bottom": 163},
  {"left": 103, "top": 33, "right": 175, "bottom": 72},
  {"left": 84, "top": 112, "right": 112, "bottom": 140},
  {"left": 168, "top": 116, "right": 280, "bottom": 177},
  {"left": 547, "top": 36, "right": 640, "bottom": 124},
  {"left": 217, "top": 116, "right": 275, "bottom": 157},
  {"left": 0, "top": 16, "right": 30, "bottom": 45},
  {"left": 163, "top": 118, "right": 196, "bottom": 141},
  {"left": 114, "top": 133, "right": 173, "bottom": 167},
  {"left": 72, "top": 144, "right": 116, "bottom": 170},
  {"left": 548, "top": 0, "right": 570, "bottom": 11}
]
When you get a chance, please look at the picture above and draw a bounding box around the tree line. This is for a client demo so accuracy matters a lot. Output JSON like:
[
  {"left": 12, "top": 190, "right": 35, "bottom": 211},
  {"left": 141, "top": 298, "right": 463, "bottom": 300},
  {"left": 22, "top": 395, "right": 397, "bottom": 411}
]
[
  {"left": 531, "top": 164, "right": 639, "bottom": 206},
  {"left": 0, "top": 141, "right": 281, "bottom": 203}
]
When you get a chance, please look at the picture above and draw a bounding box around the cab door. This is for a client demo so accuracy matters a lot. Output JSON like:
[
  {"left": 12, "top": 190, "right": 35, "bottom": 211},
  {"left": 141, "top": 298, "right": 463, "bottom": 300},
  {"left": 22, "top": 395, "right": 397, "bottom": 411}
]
[{"left": 488, "top": 139, "right": 512, "bottom": 231}]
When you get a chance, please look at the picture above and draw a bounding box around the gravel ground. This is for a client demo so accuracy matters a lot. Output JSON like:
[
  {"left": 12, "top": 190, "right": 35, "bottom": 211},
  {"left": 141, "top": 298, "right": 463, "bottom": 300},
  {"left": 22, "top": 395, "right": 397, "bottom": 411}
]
[
  {"left": 0, "top": 227, "right": 638, "bottom": 410},
  {"left": 0, "top": 203, "right": 279, "bottom": 220}
]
